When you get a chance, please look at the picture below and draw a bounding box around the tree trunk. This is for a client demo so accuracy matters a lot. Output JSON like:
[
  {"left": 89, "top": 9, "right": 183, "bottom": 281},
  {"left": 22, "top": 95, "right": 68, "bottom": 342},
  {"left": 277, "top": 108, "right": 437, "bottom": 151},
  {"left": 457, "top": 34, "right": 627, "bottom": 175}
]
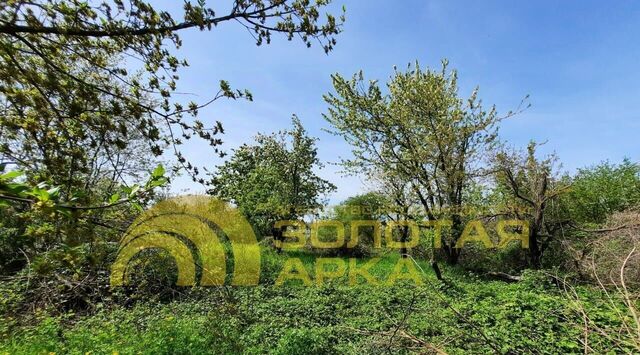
[
  {"left": 442, "top": 215, "right": 462, "bottom": 265},
  {"left": 529, "top": 212, "right": 544, "bottom": 268},
  {"left": 431, "top": 261, "right": 443, "bottom": 281},
  {"left": 529, "top": 229, "right": 541, "bottom": 268},
  {"left": 400, "top": 225, "right": 409, "bottom": 258},
  {"left": 272, "top": 226, "right": 283, "bottom": 253},
  {"left": 444, "top": 245, "right": 460, "bottom": 265}
]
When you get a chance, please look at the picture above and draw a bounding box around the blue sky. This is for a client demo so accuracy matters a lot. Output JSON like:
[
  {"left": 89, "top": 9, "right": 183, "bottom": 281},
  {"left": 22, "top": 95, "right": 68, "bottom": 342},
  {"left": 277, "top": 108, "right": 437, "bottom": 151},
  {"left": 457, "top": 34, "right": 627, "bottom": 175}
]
[{"left": 165, "top": 0, "right": 640, "bottom": 203}]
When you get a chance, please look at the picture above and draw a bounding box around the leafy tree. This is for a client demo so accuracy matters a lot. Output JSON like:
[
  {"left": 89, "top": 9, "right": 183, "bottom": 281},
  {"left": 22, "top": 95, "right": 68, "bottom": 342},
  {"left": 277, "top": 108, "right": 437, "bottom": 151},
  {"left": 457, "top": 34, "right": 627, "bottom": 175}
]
[
  {"left": 0, "top": 0, "right": 344, "bottom": 307},
  {"left": 567, "top": 159, "right": 640, "bottom": 225},
  {"left": 334, "top": 192, "right": 389, "bottom": 222},
  {"left": 0, "top": 162, "right": 167, "bottom": 308},
  {"left": 494, "top": 142, "right": 571, "bottom": 268},
  {"left": 323, "top": 60, "right": 515, "bottom": 264},
  {"left": 0, "top": 0, "right": 345, "bottom": 196},
  {"left": 331, "top": 191, "right": 388, "bottom": 256},
  {"left": 210, "top": 116, "right": 336, "bottom": 237}
]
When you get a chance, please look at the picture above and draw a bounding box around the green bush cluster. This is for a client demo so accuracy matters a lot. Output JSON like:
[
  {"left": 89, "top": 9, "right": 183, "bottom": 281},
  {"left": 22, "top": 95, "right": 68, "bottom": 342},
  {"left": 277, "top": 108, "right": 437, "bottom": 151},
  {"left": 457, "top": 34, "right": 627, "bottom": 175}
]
[{"left": 2, "top": 251, "right": 635, "bottom": 354}]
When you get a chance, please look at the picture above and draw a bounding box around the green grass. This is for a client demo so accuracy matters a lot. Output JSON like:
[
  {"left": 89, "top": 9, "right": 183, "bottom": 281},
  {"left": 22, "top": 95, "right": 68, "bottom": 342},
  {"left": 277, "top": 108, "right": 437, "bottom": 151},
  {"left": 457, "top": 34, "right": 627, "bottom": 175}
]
[{"left": 0, "top": 250, "right": 634, "bottom": 354}]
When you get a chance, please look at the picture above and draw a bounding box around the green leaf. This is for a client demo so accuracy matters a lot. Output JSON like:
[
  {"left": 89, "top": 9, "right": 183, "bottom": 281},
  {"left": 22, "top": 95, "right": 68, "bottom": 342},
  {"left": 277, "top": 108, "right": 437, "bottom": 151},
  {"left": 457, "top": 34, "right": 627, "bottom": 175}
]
[
  {"left": 55, "top": 207, "right": 73, "bottom": 218},
  {"left": 148, "top": 177, "right": 168, "bottom": 188},
  {"left": 3, "top": 183, "right": 29, "bottom": 195},
  {"left": 128, "top": 185, "right": 141, "bottom": 197},
  {"left": 34, "top": 188, "right": 50, "bottom": 202},
  {"left": 47, "top": 186, "right": 61, "bottom": 197},
  {"left": 152, "top": 164, "right": 165, "bottom": 178},
  {"left": 0, "top": 170, "right": 24, "bottom": 181}
]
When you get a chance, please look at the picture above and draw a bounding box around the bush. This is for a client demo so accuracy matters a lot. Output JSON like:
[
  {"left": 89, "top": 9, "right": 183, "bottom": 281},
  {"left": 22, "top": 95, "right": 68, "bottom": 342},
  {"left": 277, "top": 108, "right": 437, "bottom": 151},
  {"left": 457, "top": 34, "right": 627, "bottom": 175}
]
[{"left": 274, "top": 327, "right": 336, "bottom": 355}]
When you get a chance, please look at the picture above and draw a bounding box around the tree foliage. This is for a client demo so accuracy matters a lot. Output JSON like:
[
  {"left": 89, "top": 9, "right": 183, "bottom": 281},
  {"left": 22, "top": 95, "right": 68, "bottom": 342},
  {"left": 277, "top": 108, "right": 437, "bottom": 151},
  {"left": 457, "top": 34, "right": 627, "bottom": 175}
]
[
  {"left": 323, "top": 60, "right": 513, "bottom": 264},
  {"left": 330, "top": 191, "right": 388, "bottom": 256},
  {"left": 0, "top": 0, "right": 345, "bottom": 191},
  {"left": 567, "top": 159, "right": 640, "bottom": 225},
  {"left": 0, "top": 0, "right": 344, "bottom": 307},
  {"left": 210, "top": 116, "right": 336, "bottom": 236},
  {"left": 494, "top": 142, "right": 572, "bottom": 267}
]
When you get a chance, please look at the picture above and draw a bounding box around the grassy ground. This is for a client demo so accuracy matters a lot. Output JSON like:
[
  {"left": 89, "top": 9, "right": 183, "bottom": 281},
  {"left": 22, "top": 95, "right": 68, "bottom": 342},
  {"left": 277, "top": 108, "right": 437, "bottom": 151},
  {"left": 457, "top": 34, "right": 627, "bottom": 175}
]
[{"left": 0, "top": 249, "right": 633, "bottom": 354}]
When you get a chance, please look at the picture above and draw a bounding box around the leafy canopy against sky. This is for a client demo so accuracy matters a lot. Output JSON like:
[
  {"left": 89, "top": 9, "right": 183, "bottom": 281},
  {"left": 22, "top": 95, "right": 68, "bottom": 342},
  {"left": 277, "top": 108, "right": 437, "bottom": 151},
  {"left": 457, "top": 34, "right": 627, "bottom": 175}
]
[{"left": 154, "top": 0, "right": 639, "bottom": 203}]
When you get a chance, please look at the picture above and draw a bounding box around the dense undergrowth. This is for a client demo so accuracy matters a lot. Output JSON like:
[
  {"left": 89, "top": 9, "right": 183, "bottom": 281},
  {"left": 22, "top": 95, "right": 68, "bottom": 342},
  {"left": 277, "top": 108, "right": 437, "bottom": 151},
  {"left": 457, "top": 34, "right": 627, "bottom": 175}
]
[{"left": 1, "top": 250, "right": 635, "bottom": 354}]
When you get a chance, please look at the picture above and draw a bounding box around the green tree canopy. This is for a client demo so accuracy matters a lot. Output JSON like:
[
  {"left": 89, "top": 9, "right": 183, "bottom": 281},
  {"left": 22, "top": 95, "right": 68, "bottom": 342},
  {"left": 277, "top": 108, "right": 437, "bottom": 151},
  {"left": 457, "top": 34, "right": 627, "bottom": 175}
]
[
  {"left": 0, "top": 0, "right": 344, "bottom": 296},
  {"left": 0, "top": 0, "right": 345, "bottom": 195},
  {"left": 210, "top": 116, "right": 336, "bottom": 236},
  {"left": 323, "top": 60, "right": 517, "bottom": 264},
  {"left": 334, "top": 191, "right": 389, "bottom": 222},
  {"left": 567, "top": 159, "right": 640, "bottom": 225},
  {"left": 494, "top": 142, "right": 571, "bottom": 267}
]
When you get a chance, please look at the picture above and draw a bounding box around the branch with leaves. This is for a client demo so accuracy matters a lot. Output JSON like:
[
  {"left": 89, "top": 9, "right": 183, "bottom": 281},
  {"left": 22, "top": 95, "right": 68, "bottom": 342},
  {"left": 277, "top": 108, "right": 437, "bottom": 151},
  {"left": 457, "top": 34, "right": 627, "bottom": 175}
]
[
  {"left": 0, "top": 0, "right": 345, "bottom": 186},
  {"left": 0, "top": 164, "right": 168, "bottom": 214}
]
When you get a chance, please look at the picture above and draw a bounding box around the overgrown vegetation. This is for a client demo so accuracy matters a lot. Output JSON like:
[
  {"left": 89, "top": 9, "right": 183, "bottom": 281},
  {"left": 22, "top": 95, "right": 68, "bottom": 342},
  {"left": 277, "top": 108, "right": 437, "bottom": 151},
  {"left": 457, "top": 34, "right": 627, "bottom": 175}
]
[
  {"left": 1, "top": 1, "right": 639, "bottom": 354},
  {"left": 1, "top": 251, "right": 638, "bottom": 354}
]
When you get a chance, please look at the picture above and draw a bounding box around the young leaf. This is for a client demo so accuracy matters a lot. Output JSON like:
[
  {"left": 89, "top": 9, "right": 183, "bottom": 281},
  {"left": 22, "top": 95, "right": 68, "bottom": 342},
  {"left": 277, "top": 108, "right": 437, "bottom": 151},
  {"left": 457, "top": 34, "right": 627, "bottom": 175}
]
[
  {"left": 152, "top": 164, "right": 165, "bottom": 178},
  {"left": 0, "top": 170, "right": 24, "bottom": 181},
  {"left": 128, "top": 185, "right": 141, "bottom": 198}
]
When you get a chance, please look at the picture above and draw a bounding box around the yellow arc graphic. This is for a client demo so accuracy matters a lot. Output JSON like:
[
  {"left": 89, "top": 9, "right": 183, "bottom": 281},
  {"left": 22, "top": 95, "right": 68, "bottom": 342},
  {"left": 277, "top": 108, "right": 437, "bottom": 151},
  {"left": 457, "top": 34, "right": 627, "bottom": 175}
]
[{"left": 110, "top": 196, "right": 260, "bottom": 286}]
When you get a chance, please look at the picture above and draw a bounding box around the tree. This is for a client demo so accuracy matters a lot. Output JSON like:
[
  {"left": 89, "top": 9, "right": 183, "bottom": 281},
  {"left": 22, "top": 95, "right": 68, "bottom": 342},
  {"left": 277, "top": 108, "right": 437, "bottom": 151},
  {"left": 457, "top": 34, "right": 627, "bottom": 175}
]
[
  {"left": 0, "top": 0, "right": 344, "bottom": 308},
  {"left": 0, "top": 0, "right": 345, "bottom": 196},
  {"left": 210, "top": 116, "right": 336, "bottom": 237},
  {"left": 332, "top": 191, "right": 389, "bottom": 256},
  {"left": 567, "top": 159, "right": 640, "bottom": 225},
  {"left": 494, "top": 142, "right": 571, "bottom": 268},
  {"left": 334, "top": 192, "right": 389, "bottom": 222},
  {"left": 370, "top": 170, "right": 420, "bottom": 259},
  {"left": 323, "top": 61, "right": 515, "bottom": 264}
]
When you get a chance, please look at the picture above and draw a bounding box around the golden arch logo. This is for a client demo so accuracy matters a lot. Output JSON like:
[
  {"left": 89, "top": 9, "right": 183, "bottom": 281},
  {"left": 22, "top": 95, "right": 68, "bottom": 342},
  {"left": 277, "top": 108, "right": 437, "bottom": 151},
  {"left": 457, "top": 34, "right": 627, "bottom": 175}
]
[{"left": 110, "top": 196, "right": 260, "bottom": 287}]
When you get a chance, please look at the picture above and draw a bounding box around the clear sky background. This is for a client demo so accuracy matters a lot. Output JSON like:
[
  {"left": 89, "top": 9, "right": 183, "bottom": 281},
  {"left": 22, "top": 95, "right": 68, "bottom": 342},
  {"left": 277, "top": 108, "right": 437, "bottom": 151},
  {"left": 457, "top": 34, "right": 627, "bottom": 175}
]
[{"left": 163, "top": 0, "right": 640, "bottom": 204}]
